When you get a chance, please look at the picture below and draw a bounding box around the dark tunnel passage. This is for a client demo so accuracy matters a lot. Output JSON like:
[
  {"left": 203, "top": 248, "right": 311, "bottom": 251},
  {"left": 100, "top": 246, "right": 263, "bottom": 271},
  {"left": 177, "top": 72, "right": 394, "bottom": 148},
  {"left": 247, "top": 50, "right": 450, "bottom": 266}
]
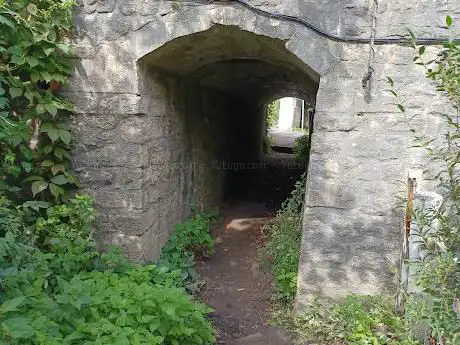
[{"left": 138, "top": 25, "right": 319, "bottom": 212}]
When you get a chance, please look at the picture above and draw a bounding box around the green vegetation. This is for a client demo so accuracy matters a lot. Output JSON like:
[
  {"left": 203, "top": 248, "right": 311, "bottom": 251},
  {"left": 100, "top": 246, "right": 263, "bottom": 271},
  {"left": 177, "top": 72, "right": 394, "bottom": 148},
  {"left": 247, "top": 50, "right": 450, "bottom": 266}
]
[
  {"left": 263, "top": 99, "right": 279, "bottom": 154},
  {"left": 159, "top": 209, "right": 219, "bottom": 292},
  {"left": 293, "top": 134, "right": 310, "bottom": 166},
  {"left": 0, "top": 0, "right": 78, "bottom": 204},
  {"left": 387, "top": 19, "right": 460, "bottom": 344},
  {"left": 0, "top": 2, "right": 216, "bottom": 344},
  {"left": 260, "top": 174, "right": 306, "bottom": 307},
  {"left": 0, "top": 214, "right": 215, "bottom": 344},
  {"left": 274, "top": 295, "right": 417, "bottom": 345},
  {"left": 265, "top": 99, "right": 280, "bottom": 129}
]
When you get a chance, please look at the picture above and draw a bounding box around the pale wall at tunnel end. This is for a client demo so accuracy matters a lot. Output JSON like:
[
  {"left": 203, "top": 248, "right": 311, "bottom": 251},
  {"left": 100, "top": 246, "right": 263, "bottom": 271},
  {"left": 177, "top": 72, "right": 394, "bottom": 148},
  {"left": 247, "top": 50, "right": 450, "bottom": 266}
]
[{"left": 69, "top": 0, "right": 457, "bottom": 303}]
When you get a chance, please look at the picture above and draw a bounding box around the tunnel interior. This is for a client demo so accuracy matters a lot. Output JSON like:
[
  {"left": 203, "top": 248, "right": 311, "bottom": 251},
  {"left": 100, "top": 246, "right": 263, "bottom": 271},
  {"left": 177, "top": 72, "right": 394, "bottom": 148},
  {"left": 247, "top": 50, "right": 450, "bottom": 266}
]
[{"left": 138, "top": 25, "right": 319, "bottom": 214}]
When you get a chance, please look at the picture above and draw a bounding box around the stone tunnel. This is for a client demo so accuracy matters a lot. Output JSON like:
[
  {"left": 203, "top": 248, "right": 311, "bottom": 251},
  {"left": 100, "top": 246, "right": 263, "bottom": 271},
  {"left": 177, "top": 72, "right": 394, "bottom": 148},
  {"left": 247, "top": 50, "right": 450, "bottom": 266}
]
[
  {"left": 137, "top": 25, "right": 320, "bottom": 210},
  {"left": 69, "top": 0, "right": 456, "bottom": 305}
]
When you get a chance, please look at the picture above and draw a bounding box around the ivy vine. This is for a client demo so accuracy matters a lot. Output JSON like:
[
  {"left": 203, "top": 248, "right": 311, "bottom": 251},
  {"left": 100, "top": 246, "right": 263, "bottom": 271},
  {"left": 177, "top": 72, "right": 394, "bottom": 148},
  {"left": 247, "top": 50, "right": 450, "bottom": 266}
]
[{"left": 0, "top": 0, "right": 78, "bottom": 205}]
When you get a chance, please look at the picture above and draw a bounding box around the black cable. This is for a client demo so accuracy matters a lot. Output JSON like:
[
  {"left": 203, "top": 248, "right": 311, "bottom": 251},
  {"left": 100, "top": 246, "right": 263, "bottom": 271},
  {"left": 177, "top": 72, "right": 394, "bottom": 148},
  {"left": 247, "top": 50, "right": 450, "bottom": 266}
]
[{"left": 172, "top": 0, "right": 460, "bottom": 45}]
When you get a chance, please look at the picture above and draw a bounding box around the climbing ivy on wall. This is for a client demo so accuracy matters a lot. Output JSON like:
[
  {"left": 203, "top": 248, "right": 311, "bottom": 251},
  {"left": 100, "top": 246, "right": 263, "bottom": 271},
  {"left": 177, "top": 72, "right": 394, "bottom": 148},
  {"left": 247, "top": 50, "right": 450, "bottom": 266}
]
[{"left": 0, "top": 0, "right": 78, "bottom": 204}]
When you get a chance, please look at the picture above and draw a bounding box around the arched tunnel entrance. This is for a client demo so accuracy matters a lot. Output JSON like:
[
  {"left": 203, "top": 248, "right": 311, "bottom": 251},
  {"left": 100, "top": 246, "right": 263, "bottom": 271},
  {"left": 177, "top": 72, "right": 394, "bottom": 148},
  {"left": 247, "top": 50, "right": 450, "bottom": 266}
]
[
  {"left": 138, "top": 25, "right": 319, "bottom": 214},
  {"left": 136, "top": 26, "right": 319, "bottom": 341}
]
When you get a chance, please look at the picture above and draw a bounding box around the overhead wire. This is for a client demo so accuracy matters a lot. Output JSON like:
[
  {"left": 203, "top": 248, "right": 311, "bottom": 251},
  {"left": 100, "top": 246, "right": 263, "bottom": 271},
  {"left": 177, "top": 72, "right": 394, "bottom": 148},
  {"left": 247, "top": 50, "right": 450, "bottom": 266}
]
[{"left": 170, "top": 0, "right": 460, "bottom": 45}]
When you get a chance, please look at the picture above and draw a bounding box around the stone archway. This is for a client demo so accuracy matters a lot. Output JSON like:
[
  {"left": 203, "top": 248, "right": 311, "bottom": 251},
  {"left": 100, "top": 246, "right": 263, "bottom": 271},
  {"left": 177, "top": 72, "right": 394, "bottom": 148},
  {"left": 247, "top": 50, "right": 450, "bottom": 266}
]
[
  {"left": 71, "top": 1, "right": 413, "bottom": 303},
  {"left": 133, "top": 23, "right": 323, "bottom": 259},
  {"left": 70, "top": 3, "right": 337, "bottom": 261}
]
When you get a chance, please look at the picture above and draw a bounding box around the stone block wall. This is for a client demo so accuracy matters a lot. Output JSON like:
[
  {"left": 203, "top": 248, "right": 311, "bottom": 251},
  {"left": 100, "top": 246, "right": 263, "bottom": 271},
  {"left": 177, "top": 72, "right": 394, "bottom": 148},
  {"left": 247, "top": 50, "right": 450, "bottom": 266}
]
[
  {"left": 69, "top": 0, "right": 458, "bottom": 301},
  {"left": 72, "top": 60, "right": 241, "bottom": 260}
]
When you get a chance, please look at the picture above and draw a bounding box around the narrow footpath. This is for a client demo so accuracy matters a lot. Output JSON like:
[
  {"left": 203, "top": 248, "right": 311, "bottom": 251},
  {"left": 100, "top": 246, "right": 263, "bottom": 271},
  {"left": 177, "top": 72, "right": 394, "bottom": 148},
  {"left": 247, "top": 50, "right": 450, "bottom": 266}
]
[{"left": 196, "top": 202, "right": 291, "bottom": 345}]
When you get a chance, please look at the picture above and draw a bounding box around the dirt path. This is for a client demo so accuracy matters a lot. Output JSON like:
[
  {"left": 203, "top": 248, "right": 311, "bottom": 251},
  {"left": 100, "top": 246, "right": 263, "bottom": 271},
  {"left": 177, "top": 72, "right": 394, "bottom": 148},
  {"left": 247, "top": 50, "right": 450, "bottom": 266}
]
[{"left": 196, "top": 202, "right": 290, "bottom": 345}]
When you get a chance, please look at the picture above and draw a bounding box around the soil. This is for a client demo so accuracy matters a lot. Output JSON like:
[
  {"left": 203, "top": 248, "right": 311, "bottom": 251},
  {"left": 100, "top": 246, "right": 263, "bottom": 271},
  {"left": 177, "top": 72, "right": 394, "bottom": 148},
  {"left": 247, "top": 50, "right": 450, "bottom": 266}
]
[
  {"left": 196, "top": 202, "right": 290, "bottom": 345},
  {"left": 196, "top": 151, "right": 302, "bottom": 344}
]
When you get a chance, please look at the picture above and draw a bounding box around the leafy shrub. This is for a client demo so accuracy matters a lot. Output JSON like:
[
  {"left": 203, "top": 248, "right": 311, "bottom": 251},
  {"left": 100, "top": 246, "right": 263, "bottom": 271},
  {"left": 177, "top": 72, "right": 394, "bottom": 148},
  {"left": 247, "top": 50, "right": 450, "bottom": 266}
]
[
  {"left": 260, "top": 174, "right": 306, "bottom": 306},
  {"left": 293, "top": 134, "right": 310, "bottom": 166},
  {"left": 274, "top": 295, "right": 417, "bottom": 345},
  {"left": 160, "top": 210, "right": 219, "bottom": 291},
  {"left": 0, "top": 241, "right": 215, "bottom": 344},
  {"left": 0, "top": 221, "right": 216, "bottom": 344}
]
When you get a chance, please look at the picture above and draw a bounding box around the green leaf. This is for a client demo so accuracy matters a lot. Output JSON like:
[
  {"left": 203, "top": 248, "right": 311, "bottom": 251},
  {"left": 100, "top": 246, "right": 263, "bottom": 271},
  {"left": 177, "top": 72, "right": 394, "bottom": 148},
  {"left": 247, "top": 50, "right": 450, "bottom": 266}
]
[
  {"left": 41, "top": 160, "right": 55, "bottom": 168},
  {"left": 57, "top": 43, "right": 71, "bottom": 54},
  {"left": 7, "top": 186, "right": 21, "bottom": 193},
  {"left": 21, "top": 145, "right": 34, "bottom": 160},
  {"left": 31, "top": 181, "right": 48, "bottom": 196},
  {"left": 43, "top": 47, "right": 55, "bottom": 56},
  {"left": 51, "top": 163, "right": 65, "bottom": 176},
  {"left": 22, "top": 201, "right": 50, "bottom": 211},
  {"left": 49, "top": 183, "right": 64, "bottom": 199},
  {"left": 48, "top": 29, "right": 57, "bottom": 42},
  {"left": 446, "top": 15, "right": 453, "bottom": 27},
  {"left": 9, "top": 87, "right": 23, "bottom": 99},
  {"left": 418, "top": 46, "right": 425, "bottom": 55},
  {"left": 64, "top": 171, "right": 80, "bottom": 187},
  {"left": 397, "top": 104, "right": 405, "bottom": 113},
  {"left": 36, "top": 104, "right": 45, "bottom": 115},
  {"left": 0, "top": 297, "right": 26, "bottom": 314},
  {"left": 0, "top": 15, "right": 15, "bottom": 28},
  {"left": 43, "top": 144, "right": 53, "bottom": 155},
  {"left": 54, "top": 147, "right": 71, "bottom": 160},
  {"left": 26, "top": 56, "right": 40, "bottom": 68},
  {"left": 21, "top": 161, "right": 32, "bottom": 173},
  {"left": 41, "top": 124, "right": 59, "bottom": 142},
  {"left": 7, "top": 46, "right": 22, "bottom": 55},
  {"left": 1, "top": 317, "right": 34, "bottom": 339},
  {"left": 41, "top": 71, "right": 52, "bottom": 82},
  {"left": 50, "top": 174, "right": 68, "bottom": 185},
  {"left": 44, "top": 103, "right": 57, "bottom": 117},
  {"left": 47, "top": 130, "right": 60, "bottom": 143},
  {"left": 23, "top": 175, "right": 44, "bottom": 183},
  {"left": 0, "top": 97, "right": 8, "bottom": 110},
  {"left": 59, "top": 129, "right": 71, "bottom": 145},
  {"left": 408, "top": 30, "right": 416, "bottom": 40},
  {"left": 384, "top": 89, "right": 398, "bottom": 97},
  {"left": 31, "top": 72, "right": 40, "bottom": 82},
  {"left": 10, "top": 55, "right": 25, "bottom": 65},
  {"left": 24, "top": 91, "right": 35, "bottom": 103}
]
